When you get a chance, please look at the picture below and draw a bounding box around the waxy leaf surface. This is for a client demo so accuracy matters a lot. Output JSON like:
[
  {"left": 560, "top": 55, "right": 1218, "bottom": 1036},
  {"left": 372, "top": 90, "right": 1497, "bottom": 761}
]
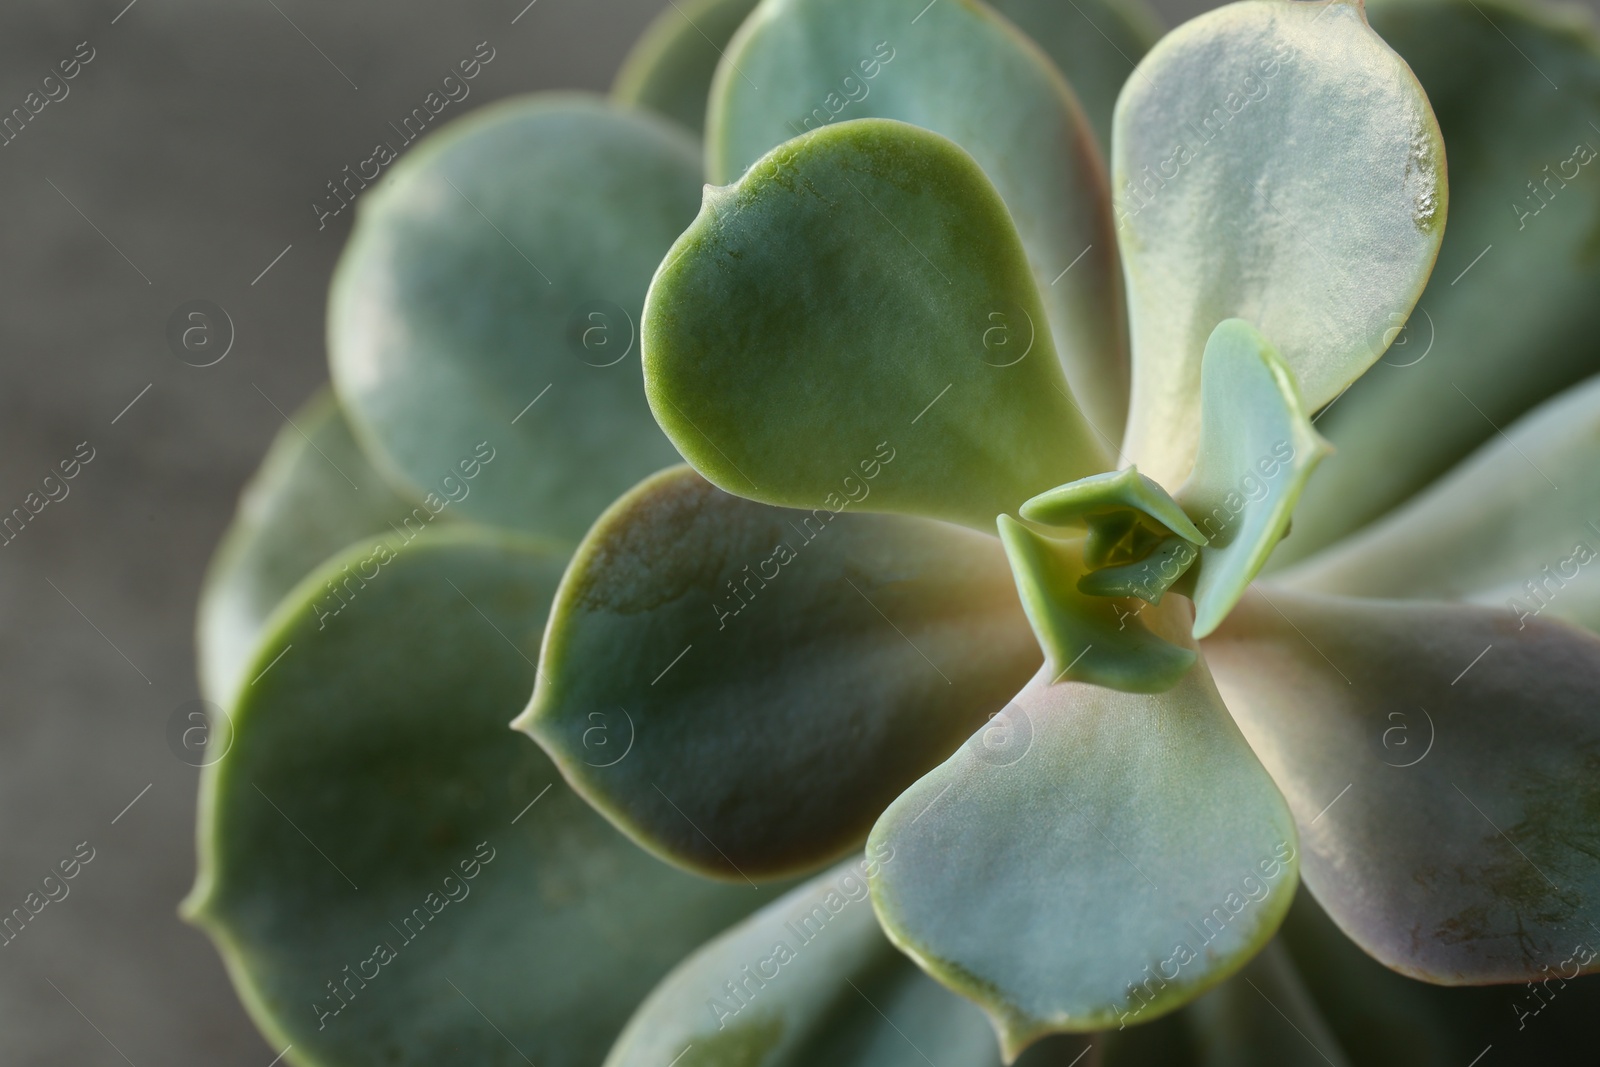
[
  {"left": 1177, "top": 320, "right": 1329, "bottom": 638},
  {"left": 708, "top": 0, "right": 1127, "bottom": 438},
  {"left": 603, "top": 854, "right": 1097, "bottom": 1066},
  {"left": 1206, "top": 587, "right": 1600, "bottom": 984},
  {"left": 1285, "top": 372, "right": 1600, "bottom": 633},
  {"left": 645, "top": 118, "right": 1110, "bottom": 533},
  {"left": 868, "top": 662, "right": 1299, "bottom": 1055},
  {"left": 330, "top": 95, "right": 697, "bottom": 545},
  {"left": 1114, "top": 0, "right": 1445, "bottom": 486},
  {"left": 1281, "top": 0, "right": 1600, "bottom": 562},
  {"left": 523, "top": 466, "right": 1040, "bottom": 880},
  {"left": 186, "top": 531, "right": 779, "bottom": 1067}
]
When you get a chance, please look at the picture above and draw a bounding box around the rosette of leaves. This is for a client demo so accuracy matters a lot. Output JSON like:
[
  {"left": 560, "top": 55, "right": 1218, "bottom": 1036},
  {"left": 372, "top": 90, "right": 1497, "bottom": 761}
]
[{"left": 188, "top": 0, "right": 1600, "bottom": 1063}]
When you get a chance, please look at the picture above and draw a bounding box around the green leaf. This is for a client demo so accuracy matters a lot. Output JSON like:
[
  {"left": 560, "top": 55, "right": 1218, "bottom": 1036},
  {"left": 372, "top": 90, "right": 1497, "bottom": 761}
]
[
  {"left": 1284, "top": 373, "right": 1600, "bottom": 634},
  {"left": 184, "top": 529, "right": 781, "bottom": 1067},
  {"left": 867, "top": 661, "right": 1299, "bottom": 1055},
  {"left": 603, "top": 854, "right": 1097, "bottom": 1066},
  {"left": 645, "top": 118, "right": 1111, "bottom": 533},
  {"left": 1021, "top": 466, "right": 1207, "bottom": 548},
  {"left": 197, "top": 387, "right": 429, "bottom": 705},
  {"left": 1276, "top": 0, "right": 1600, "bottom": 565},
  {"left": 988, "top": 0, "right": 1163, "bottom": 158},
  {"left": 521, "top": 466, "right": 1041, "bottom": 881},
  {"left": 705, "top": 0, "right": 1130, "bottom": 441},
  {"left": 329, "top": 95, "right": 699, "bottom": 546},
  {"left": 612, "top": 0, "right": 761, "bottom": 136},
  {"left": 996, "top": 516, "right": 1197, "bottom": 692},
  {"left": 1176, "top": 321, "right": 1329, "bottom": 638},
  {"left": 1205, "top": 586, "right": 1600, "bottom": 984},
  {"left": 1113, "top": 0, "right": 1446, "bottom": 487}
]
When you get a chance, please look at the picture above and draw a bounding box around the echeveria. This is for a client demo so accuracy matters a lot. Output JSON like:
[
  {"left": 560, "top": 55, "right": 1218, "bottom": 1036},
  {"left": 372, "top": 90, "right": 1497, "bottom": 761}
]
[{"left": 190, "top": 0, "right": 1600, "bottom": 1063}]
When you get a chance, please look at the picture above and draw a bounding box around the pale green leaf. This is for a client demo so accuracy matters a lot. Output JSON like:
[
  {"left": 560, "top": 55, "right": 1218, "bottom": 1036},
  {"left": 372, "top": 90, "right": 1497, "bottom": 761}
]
[
  {"left": 613, "top": 0, "right": 761, "bottom": 135},
  {"left": 867, "top": 662, "right": 1299, "bottom": 1055},
  {"left": 1176, "top": 320, "right": 1329, "bottom": 638},
  {"left": 329, "top": 95, "right": 698, "bottom": 545},
  {"left": 1114, "top": 0, "right": 1445, "bottom": 487}
]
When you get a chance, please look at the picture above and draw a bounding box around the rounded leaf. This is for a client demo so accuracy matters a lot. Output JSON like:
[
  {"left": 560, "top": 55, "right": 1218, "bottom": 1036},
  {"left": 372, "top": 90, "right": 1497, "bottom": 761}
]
[
  {"left": 521, "top": 466, "right": 1041, "bottom": 881},
  {"left": 1114, "top": 0, "right": 1446, "bottom": 486},
  {"left": 645, "top": 117, "right": 1111, "bottom": 533},
  {"left": 613, "top": 0, "right": 761, "bottom": 135},
  {"left": 185, "top": 529, "right": 780, "bottom": 1066},
  {"left": 329, "top": 95, "right": 698, "bottom": 545}
]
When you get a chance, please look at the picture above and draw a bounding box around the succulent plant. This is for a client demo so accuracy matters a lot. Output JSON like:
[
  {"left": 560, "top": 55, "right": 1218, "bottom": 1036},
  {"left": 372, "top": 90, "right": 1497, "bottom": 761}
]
[{"left": 187, "top": 0, "right": 1600, "bottom": 1063}]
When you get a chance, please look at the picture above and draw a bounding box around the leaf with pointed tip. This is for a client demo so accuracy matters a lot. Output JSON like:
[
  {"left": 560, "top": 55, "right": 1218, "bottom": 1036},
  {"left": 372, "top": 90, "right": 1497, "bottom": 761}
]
[
  {"left": 1276, "top": 0, "right": 1600, "bottom": 564},
  {"left": 185, "top": 529, "right": 782, "bottom": 1067},
  {"left": 989, "top": 0, "right": 1163, "bottom": 158},
  {"left": 1177, "top": 320, "right": 1329, "bottom": 638},
  {"left": 603, "top": 854, "right": 1098, "bottom": 1066},
  {"left": 521, "top": 466, "right": 1040, "bottom": 881},
  {"left": 197, "top": 387, "right": 430, "bottom": 705},
  {"left": 645, "top": 118, "right": 1111, "bottom": 532},
  {"left": 1114, "top": 0, "right": 1446, "bottom": 487},
  {"left": 707, "top": 0, "right": 1128, "bottom": 440},
  {"left": 867, "top": 662, "right": 1299, "bottom": 1055},
  {"left": 612, "top": 0, "right": 760, "bottom": 135},
  {"left": 997, "top": 516, "right": 1196, "bottom": 692},
  {"left": 1285, "top": 371, "right": 1600, "bottom": 635},
  {"left": 1205, "top": 586, "right": 1600, "bottom": 984},
  {"left": 329, "top": 95, "right": 698, "bottom": 546}
]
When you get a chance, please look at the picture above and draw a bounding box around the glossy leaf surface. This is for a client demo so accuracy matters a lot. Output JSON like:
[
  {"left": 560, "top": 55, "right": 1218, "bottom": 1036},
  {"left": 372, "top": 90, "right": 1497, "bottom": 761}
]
[
  {"left": 1281, "top": 0, "right": 1600, "bottom": 562},
  {"left": 868, "top": 663, "right": 1299, "bottom": 1055},
  {"left": 707, "top": 0, "right": 1128, "bottom": 438},
  {"left": 645, "top": 118, "right": 1110, "bottom": 532},
  {"left": 197, "top": 388, "right": 425, "bottom": 705},
  {"left": 330, "top": 95, "right": 698, "bottom": 545},
  {"left": 613, "top": 0, "right": 761, "bottom": 135},
  {"left": 1206, "top": 587, "right": 1600, "bottom": 984},
  {"left": 1177, "top": 320, "right": 1329, "bottom": 638},
  {"left": 523, "top": 466, "right": 1040, "bottom": 881},
  {"left": 1114, "top": 0, "right": 1445, "bottom": 486},
  {"left": 186, "top": 530, "right": 778, "bottom": 1067}
]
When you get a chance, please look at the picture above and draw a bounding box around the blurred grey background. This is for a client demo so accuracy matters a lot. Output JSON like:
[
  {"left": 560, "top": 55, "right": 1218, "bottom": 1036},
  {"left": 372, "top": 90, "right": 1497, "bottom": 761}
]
[{"left": 0, "top": 0, "right": 1472, "bottom": 1060}]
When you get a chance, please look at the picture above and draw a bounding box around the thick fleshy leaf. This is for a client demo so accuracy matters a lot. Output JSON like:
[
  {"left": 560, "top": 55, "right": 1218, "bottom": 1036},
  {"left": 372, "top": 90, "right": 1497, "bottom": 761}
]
[
  {"left": 197, "top": 387, "right": 427, "bottom": 704},
  {"left": 603, "top": 853, "right": 1096, "bottom": 1066},
  {"left": 1278, "top": 0, "right": 1600, "bottom": 563},
  {"left": 184, "top": 529, "right": 780, "bottom": 1066},
  {"left": 1205, "top": 586, "right": 1600, "bottom": 984},
  {"left": 989, "top": 0, "right": 1163, "bottom": 158},
  {"left": 1021, "top": 466, "right": 1206, "bottom": 548},
  {"left": 867, "top": 661, "right": 1299, "bottom": 1055},
  {"left": 1282, "top": 886, "right": 1600, "bottom": 1064},
  {"left": 1285, "top": 373, "right": 1600, "bottom": 634},
  {"left": 1114, "top": 0, "right": 1446, "bottom": 487},
  {"left": 612, "top": 0, "right": 760, "bottom": 136},
  {"left": 996, "top": 517, "right": 1197, "bottom": 692},
  {"left": 645, "top": 118, "right": 1111, "bottom": 532},
  {"left": 521, "top": 466, "right": 1040, "bottom": 881},
  {"left": 329, "top": 95, "right": 697, "bottom": 545},
  {"left": 1177, "top": 320, "right": 1329, "bottom": 638},
  {"left": 707, "top": 0, "right": 1127, "bottom": 440}
]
